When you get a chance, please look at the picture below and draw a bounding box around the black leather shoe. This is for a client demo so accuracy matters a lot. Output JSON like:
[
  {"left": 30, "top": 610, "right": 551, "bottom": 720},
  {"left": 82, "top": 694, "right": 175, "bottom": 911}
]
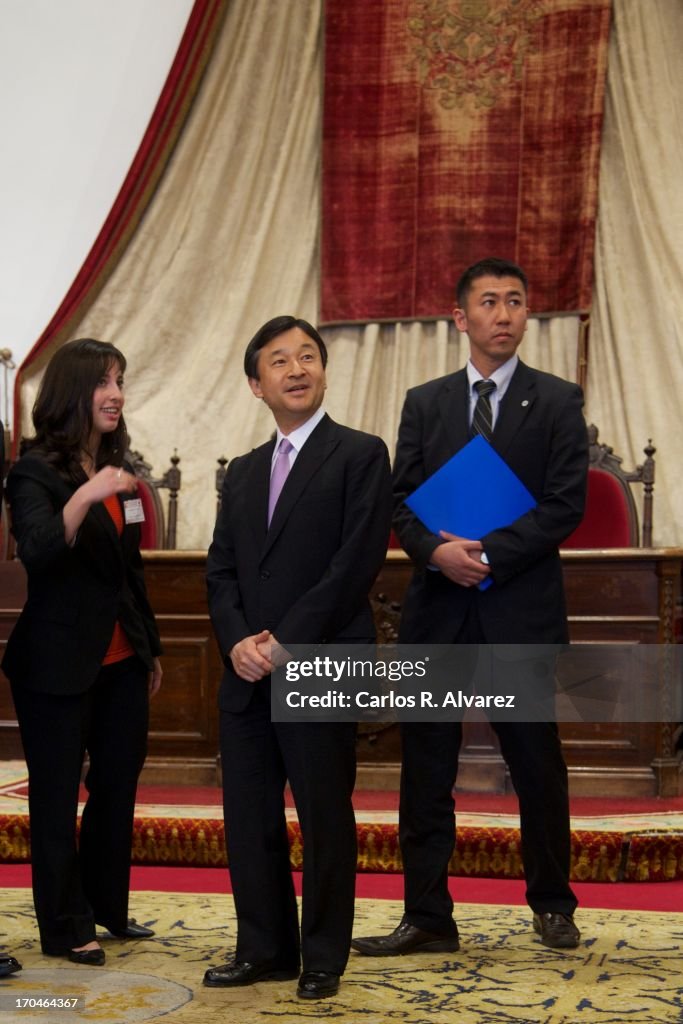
[
  {"left": 68, "top": 948, "right": 106, "bottom": 966},
  {"left": 297, "top": 971, "right": 340, "bottom": 999},
  {"left": 103, "top": 919, "right": 155, "bottom": 939},
  {"left": 203, "top": 959, "right": 299, "bottom": 987},
  {"left": 351, "top": 918, "right": 460, "bottom": 957},
  {"left": 533, "top": 912, "right": 580, "bottom": 949},
  {"left": 0, "top": 956, "right": 21, "bottom": 977}
]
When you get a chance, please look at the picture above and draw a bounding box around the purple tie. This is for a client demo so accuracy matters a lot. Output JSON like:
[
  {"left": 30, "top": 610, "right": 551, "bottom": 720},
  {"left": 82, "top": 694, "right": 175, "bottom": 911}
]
[{"left": 268, "top": 438, "right": 294, "bottom": 525}]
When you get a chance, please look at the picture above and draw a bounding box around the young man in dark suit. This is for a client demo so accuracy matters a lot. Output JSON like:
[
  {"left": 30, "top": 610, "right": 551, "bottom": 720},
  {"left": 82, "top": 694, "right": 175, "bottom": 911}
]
[
  {"left": 204, "top": 316, "right": 392, "bottom": 999},
  {"left": 352, "top": 258, "right": 588, "bottom": 957}
]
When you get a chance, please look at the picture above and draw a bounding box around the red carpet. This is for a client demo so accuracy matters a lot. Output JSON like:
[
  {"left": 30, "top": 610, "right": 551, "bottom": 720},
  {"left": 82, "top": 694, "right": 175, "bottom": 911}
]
[
  {"left": 3, "top": 773, "right": 683, "bottom": 883},
  {"left": 125, "top": 787, "right": 683, "bottom": 883},
  {"left": 4, "top": 780, "right": 682, "bottom": 910},
  {"left": 2, "top": 863, "right": 681, "bottom": 912},
  {"left": 135, "top": 785, "right": 683, "bottom": 816}
]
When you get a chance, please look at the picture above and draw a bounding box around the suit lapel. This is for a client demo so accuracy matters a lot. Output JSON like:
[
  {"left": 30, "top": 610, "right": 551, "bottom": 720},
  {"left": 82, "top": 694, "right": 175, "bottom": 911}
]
[
  {"left": 88, "top": 495, "right": 125, "bottom": 572},
  {"left": 492, "top": 361, "right": 537, "bottom": 457},
  {"left": 89, "top": 495, "right": 118, "bottom": 541},
  {"left": 246, "top": 440, "right": 275, "bottom": 550},
  {"left": 261, "top": 415, "right": 338, "bottom": 561},
  {"left": 438, "top": 369, "right": 470, "bottom": 456}
]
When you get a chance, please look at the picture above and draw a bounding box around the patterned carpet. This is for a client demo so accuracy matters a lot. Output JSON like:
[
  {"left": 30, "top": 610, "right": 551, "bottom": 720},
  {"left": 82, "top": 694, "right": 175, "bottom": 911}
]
[
  {"left": 1, "top": 889, "right": 682, "bottom": 1024},
  {"left": 2, "top": 761, "right": 683, "bottom": 882}
]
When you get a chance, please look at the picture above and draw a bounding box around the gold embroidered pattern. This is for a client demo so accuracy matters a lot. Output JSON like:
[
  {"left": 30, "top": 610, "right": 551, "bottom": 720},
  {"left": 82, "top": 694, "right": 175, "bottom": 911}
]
[{"left": 407, "top": 0, "right": 547, "bottom": 110}]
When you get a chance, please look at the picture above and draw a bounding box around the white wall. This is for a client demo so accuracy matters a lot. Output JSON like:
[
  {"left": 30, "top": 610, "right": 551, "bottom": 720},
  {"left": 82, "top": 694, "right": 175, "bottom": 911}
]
[{"left": 0, "top": 0, "right": 194, "bottom": 426}]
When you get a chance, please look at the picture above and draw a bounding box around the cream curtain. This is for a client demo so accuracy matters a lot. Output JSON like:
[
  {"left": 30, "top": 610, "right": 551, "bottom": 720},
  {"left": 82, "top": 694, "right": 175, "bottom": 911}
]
[
  {"left": 21, "top": 0, "right": 323, "bottom": 551},
  {"left": 587, "top": 0, "right": 683, "bottom": 545},
  {"left": 19, "top": 0, "right": 580, "bottom": 550}
]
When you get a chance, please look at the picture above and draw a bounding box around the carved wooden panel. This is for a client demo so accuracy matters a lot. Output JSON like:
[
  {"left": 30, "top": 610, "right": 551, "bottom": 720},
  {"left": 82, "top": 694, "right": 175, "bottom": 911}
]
[{"left": 1, "top": 550, "right": 681, "bottom": 794}]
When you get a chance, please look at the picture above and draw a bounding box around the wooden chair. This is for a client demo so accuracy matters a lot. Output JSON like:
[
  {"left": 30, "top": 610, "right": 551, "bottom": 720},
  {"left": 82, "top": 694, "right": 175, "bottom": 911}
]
[
  {"left": 0, "top": 436, "right": 16, "bottom": 561},
  {"left": 0, "top": 432, "right": 7, "bottom": 559},
  {"left": 0, "top": 495, "right": 9, "bottom": 560},
  {"left": 562, "top": 424, "right": 655, "bottom": 549},
  {"left": 126, "top": 449, "right": 181, "bottom": 549}
]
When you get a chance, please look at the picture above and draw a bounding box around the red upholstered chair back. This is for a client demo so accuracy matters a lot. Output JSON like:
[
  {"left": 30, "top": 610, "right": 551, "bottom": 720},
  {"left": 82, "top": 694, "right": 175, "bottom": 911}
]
[
  {"left": 561, "top": 424, "right": 655, "bottom": 550},
  {"left": 126, "top": 449, "right": 181, "bottom": 550},
  {"left": 135, "top": 477, "right": 164, "bottom": 550},
  {"left": 562, "top": 468, "right": 636, "bottom": 549}
]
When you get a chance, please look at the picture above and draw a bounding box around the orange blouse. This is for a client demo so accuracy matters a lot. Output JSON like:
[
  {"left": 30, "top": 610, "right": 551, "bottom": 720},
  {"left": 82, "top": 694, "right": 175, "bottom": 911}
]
[{"left": 101, "top": 494, "right": 135, "bottom": 666}]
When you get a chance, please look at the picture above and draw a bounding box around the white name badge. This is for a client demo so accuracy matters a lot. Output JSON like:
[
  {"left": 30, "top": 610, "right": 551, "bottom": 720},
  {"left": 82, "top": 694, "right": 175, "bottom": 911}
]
[{"left": 123, "top": 498, "right": 146, "bottom": 524}]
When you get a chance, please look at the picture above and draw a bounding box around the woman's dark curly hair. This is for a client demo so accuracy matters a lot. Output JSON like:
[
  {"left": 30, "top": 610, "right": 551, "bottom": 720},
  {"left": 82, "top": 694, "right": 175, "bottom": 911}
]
[{"left": 21, "top": 338, "right": 129, "bottom": 483}]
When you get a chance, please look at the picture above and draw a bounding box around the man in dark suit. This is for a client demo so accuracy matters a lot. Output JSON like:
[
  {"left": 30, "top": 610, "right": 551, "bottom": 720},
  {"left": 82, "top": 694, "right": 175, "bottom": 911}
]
[
  {"left": 204, "top": 316, "right": 392, "bottom": 999},
  {"left": 0, "top": 431, "right": 21, "bottom": 979},
  {"left": 352, "top": 258, "right": 588, "bottom": 957}
]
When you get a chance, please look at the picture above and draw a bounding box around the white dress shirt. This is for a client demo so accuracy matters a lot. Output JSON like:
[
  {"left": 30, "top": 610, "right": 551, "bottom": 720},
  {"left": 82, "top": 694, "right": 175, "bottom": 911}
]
[
  {"left": 270, "top": 405, "right": 326, "bottom": 477},
  {"left": 466, "top": 355, "right": 519, "bottom": 430}
]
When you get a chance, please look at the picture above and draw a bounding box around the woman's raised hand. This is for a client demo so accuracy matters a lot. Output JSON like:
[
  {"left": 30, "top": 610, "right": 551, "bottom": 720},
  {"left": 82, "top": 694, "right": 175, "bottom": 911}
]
[
  {"left": 85, "top": 465, "right": 138, "bottom": 503},
  {"left": 63, "top": 466, "right": 138, "bottom": 544}
]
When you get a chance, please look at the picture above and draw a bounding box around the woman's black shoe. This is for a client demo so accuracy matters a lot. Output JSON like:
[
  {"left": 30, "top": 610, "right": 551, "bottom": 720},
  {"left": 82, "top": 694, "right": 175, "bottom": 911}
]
[{"left": 68, "top": 948, "right": 106, "bottom": 966}]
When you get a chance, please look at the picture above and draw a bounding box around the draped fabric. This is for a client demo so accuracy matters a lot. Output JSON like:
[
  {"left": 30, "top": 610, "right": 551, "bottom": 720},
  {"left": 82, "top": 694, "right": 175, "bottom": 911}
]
[
  {"left": 322, "top": 0, "right": 611, "bottom": 322},
  {"left": 12, "top": 0, "right": 228, "bottom": 454},
  {"left": 14, "top": 0, "right": 683, "bottom": 550},
  {"left": 20, "top": 0, "right": 324, "bottom": 551},
  {"left": 587, "top": 0, "right": 683, "bottom": 545},
  {"left": 15, "top": 0, "right": 581, "bottom": 551}
]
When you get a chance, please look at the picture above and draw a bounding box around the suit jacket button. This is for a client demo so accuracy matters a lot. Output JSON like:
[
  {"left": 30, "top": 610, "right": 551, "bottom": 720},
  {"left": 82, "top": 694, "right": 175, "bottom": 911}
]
[{"left": 260, "top": 570, "right": 271, "bottom": 580}]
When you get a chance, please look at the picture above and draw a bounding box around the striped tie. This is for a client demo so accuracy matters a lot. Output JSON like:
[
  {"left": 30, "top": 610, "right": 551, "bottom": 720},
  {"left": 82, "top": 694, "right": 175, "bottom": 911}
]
[{"left": 471, "top": 379, "right": 497, "bottom": 441}]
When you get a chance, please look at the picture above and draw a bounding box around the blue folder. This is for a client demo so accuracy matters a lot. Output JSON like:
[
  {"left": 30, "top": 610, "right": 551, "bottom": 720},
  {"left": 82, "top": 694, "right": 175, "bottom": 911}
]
[{"left": 405, "top": 435, "right": 537, "bottom": 590}]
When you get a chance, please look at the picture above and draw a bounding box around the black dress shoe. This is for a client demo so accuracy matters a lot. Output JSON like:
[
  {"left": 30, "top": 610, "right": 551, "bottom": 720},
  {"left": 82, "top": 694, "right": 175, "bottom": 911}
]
[
  {"left": 532, "top": 912, "right": 580, "bottom": 949},
  {"left": 351, "top": 918, "right": 460, "bottom": 957},
  {"left": 103, "top": 919, "right": 155, "bottom": 939},
  {"left": 203, "top": 959, "right": 299, "bottom": 987},
  {"left": 297, "top": 971, "right": 340, "bottom": 999},
  {"left": 0, "top": 956, "right": 22, "bottom": 977},
  {"left": 68, "top": 948, "right": 106, "bottom": 966}
]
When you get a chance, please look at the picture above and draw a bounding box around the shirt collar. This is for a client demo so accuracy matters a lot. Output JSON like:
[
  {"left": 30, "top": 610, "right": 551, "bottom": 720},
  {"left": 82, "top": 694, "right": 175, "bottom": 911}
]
[
  {"left": 466, "top": 354, "right": 519, "bottom": 398},
  {"left": 274, "top": 405, "right": 326, "bottom": 456}
]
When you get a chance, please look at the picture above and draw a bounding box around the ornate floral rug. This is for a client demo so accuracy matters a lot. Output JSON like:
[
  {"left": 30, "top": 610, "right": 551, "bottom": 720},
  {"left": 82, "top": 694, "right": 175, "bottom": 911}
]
[{"left": 1, "top": 889, "right": 682, "bottom": 1024}]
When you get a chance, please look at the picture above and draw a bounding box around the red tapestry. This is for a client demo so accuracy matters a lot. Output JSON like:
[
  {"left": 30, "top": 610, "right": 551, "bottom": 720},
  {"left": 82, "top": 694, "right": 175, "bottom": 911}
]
[{"left": 322, "top": 0, "right": 611, "bottom": 322}]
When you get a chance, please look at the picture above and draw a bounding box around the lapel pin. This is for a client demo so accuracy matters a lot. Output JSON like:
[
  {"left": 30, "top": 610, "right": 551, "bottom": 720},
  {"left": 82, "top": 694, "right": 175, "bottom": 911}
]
[{"left": 521, "top": 400, "right": 529, "bottom": 407}]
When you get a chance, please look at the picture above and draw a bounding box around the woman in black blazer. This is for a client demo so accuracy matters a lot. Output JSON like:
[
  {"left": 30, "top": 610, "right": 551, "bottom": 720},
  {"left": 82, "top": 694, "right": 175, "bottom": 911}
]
[{"left": 2, "top": 339, "right": 162, "bottom": 966}]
